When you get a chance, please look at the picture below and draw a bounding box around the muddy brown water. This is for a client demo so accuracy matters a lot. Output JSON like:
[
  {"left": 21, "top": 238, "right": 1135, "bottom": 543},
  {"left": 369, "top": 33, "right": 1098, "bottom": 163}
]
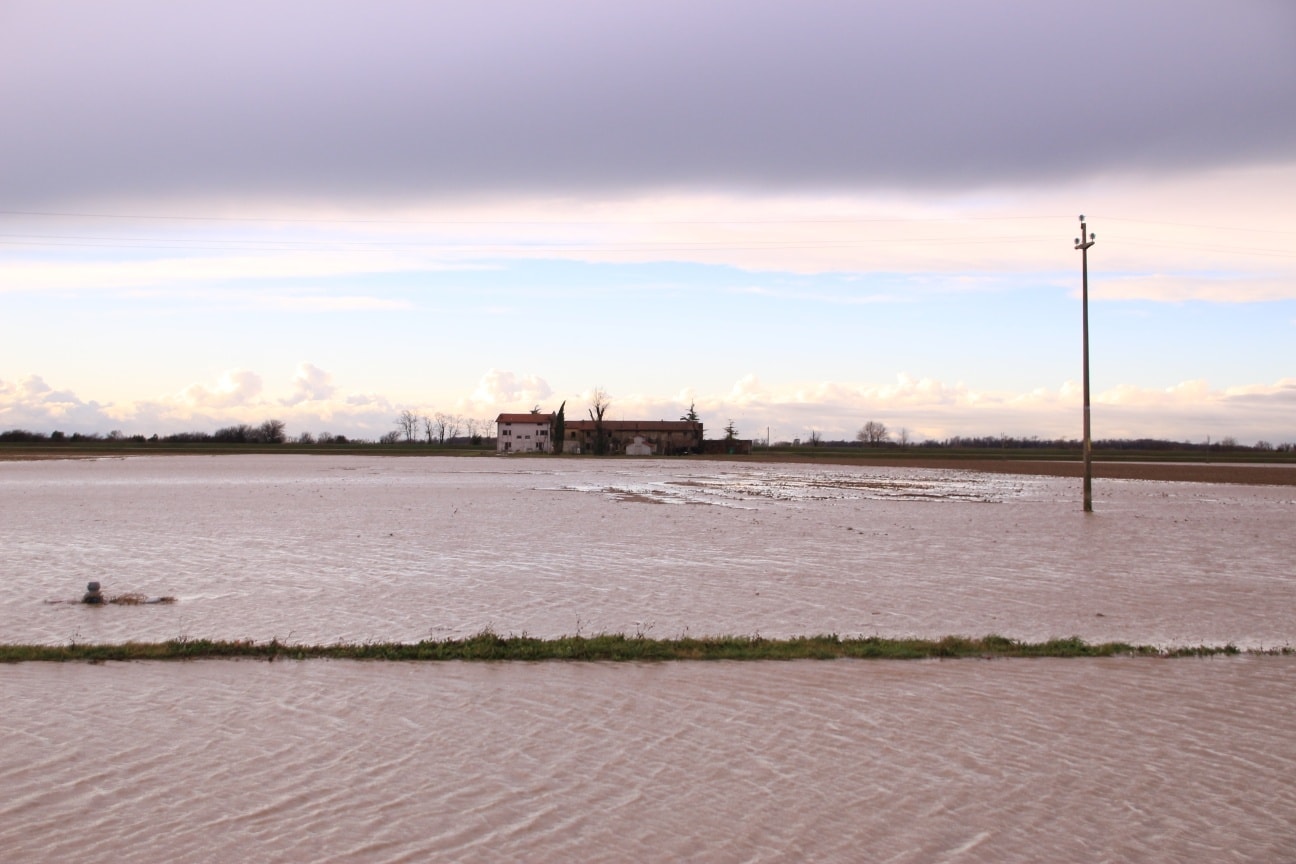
[
  {"left": 2, "top": 455, "right": 1294, "bottom": 861},
  {"left": 3, "top": 455, "right": 1292, "bottom": 647}
]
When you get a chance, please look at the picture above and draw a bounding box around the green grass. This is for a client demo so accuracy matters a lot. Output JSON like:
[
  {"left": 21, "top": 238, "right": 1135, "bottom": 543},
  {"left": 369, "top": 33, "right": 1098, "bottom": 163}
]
[{"left": 0, "top": 633, "right": 1281, "bottom": 664}]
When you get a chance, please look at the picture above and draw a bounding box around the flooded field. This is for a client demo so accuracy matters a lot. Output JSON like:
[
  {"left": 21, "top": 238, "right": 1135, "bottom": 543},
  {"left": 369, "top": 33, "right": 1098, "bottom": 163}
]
[
  {"left": 2, "top": 455, "right": 1294, "bottom": 862},
  {"left": 2, "top": 455, "right": 1293, "bottom": 648}
]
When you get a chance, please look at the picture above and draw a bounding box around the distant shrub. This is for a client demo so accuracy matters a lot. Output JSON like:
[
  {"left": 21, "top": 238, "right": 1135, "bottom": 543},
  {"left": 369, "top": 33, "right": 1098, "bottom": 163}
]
[
  {"left": 212, "top": 424, "right": 253, "bottom": 443},
  {"left": 162, "top": 431, "right": 214, "bottom": 443},
  {"left": 0, "top": 429, "right": 47, "bottom": 442},
  {"left": 211, "top": 420, "right": 286, "bottom": 444}
]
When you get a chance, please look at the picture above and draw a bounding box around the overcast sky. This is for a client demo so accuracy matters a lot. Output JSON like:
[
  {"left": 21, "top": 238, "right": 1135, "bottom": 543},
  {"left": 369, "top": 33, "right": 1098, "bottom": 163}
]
[{"left": 2, "top": 1, "right": 1294, "bottom": 443}]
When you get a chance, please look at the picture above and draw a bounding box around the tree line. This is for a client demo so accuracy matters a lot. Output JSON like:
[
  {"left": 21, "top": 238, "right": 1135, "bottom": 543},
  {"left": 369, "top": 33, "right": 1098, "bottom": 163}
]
[
  {"left": 2, "top": 415, "right": 1290, "bottom": 454},
  {"left": 0, "top": 422, "right": 350, "bottom": 445},
  {"left": 776, "top": 421, "right": 1292, "bottom": 453},
  {"left": 387, "top": 410, "right": 495, "bottom": 446}
]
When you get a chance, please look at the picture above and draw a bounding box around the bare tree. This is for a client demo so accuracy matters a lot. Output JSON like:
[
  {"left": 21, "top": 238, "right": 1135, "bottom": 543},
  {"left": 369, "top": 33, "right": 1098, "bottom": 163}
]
[
  {"left": 588, "top": 387, "right": 611, "bottom": 455},
  {"left": 465, "top": 417, "right": 495, "bottom": 446},
  {"left": 897, "top": 427, "right": 910, "bottom": 448},
  {"left": 807, "top": 429, "right": 821, "bottom": 447},
  {"left": 396, "top": 409, "right": 420, "bottom": 443},
  {"left": 431, "top": 412, "right": 459, "bottom": 445},
  {"left": 257, "top": 419, "right": 287, "bottom": 443},
  {"left": 857, "top": 421, "right": 889, "bottom": 446},
  {"left": 444, "top": 414, "right": 462, "bottom": 443},
  {"left": 422, "top": 415, "right": 435, "bottom": 444}
]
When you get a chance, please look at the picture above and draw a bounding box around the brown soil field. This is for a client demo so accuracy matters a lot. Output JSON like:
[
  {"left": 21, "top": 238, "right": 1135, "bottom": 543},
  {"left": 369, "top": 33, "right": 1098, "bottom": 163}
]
[{"left": 735, "top": 454, "right": 1296, "bottom": 486}]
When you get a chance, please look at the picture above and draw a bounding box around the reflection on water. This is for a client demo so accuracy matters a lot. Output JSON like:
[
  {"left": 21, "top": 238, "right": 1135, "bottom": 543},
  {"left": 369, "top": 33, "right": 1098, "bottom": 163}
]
[
  {"left": 3, "top": 658, "right": 1294, "bottom": 863},
  {"left": 1, "top": 455, "right": 1292, "bottom": 648}
]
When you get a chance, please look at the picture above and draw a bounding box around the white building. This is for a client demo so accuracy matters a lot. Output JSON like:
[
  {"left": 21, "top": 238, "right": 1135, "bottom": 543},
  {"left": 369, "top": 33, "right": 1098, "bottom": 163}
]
[{"left": 495, "top": 413, "right": 554, "bottom": 453}]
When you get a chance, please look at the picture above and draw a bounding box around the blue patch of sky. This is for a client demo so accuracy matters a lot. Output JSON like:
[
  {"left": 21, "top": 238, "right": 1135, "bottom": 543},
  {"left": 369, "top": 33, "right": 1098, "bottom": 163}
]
[
  {"left": 17, "top": 253, "right": 1286, "bottom": 402},
  {"left": 1093, "top": 296, "right": 1295, "bottom": 390},
  {"left": 398, "top": 259, "right": 1087, "bottom": 391}
]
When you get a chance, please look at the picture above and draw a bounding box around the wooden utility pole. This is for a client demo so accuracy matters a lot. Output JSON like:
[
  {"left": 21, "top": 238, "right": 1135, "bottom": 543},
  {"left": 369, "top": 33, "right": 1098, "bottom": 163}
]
[{"left": 1075, "top": 215, "right": 1096, "bottom": 512}]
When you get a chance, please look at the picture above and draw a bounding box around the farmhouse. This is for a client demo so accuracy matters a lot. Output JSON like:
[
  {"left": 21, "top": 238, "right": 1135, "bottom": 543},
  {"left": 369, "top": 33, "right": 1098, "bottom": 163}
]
[
  {"left": 562, "top": 420, "right": 703, "bottom": 455},
  {"left": 495, "top": 413, "right": 703, "bottom": 455},
  {"left": 495, "top": 413, "right": 554, "bottom": 453}
]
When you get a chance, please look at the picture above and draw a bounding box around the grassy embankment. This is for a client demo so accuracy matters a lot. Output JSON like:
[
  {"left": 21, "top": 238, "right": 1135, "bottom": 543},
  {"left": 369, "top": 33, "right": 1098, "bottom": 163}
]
[{"left": 1, "top": 633, "right": 1282, "bottom": 663}]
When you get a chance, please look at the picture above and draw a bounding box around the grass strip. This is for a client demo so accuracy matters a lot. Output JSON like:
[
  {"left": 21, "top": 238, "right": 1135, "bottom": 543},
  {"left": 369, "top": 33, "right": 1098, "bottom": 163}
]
[{"left": 0, "top": 633, "right": 1285, "bottom": 663}]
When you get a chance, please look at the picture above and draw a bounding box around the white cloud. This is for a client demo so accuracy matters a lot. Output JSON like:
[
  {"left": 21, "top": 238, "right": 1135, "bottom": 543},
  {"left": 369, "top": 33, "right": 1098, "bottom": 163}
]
[
  {"left": 284, "top": 363, "right": 337, "bottom": 406},
  {"left": 470, "top": 370, "right": 553, "bottom": 408},
  {"left": 728, "top": 374, "right": 766, "bottom": 404},
  {"left": 179, "top": 370, "right": 264, "bottom": 409},
  {"left": 0, "top": 375, "right": 105, "bottom": 430},
  {"left": 4, "top": 370, "right": 1294, "bottom": 447},
  {"left": 606, "top": 374, "right": 1296, "bottom": 445},
  {"left": 1094, "top": 275, "right": 1296, "bottom": 303}
]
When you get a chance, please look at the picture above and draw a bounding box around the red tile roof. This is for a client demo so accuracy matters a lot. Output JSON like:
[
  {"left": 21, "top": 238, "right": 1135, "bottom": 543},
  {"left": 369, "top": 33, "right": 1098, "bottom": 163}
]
[
  {"left": 565, "top": 420, "right": 701, "bottom": 432},
  {"left": 495, "top": 413, "right": 554, "bottom": 424}
]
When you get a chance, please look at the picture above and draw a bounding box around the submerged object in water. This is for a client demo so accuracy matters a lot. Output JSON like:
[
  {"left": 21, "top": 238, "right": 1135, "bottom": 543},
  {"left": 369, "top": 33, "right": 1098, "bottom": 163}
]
[
  {"left": 56, "top": 584, "right": 176, "bottom": 605},
  {"left": 108, "top": 593, "right": 177, "bottom": 605}
]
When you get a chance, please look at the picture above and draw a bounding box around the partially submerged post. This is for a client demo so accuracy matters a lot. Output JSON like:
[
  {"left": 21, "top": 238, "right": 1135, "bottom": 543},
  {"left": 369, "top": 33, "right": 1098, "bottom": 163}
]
[
  {"left": 82, "top": 581, "right": 104, "bottom": 604},
  {"left": 1075, "top": 215, "right": 1096, "bottom": 512}
]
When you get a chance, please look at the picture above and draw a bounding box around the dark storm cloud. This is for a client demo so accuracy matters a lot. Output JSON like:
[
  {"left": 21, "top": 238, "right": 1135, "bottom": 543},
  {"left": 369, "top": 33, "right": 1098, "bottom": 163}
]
[{"left": 2, "top": 0, "right": 1293, "bottom": 207}]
